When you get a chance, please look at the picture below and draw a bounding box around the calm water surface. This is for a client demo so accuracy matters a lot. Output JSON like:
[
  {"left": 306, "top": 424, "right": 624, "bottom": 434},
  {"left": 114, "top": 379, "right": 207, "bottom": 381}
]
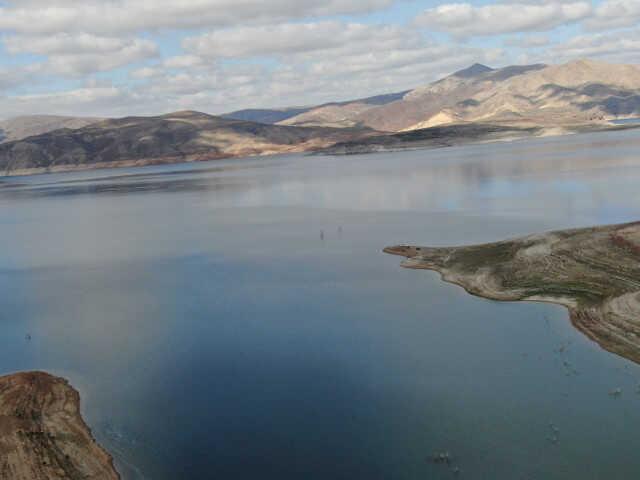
[{"left": 2, "top": 129, "right": 640, "bottom": 479}]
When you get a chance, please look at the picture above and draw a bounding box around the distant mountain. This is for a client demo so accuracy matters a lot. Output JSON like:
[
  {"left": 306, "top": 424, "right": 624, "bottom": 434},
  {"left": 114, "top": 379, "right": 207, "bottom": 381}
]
[
  {"left": 432, "top": 59, "right": 640, "bottom": 129},
  {"left": 451, "top": 63, "right": 494, "bottom": 78},
  {"left": 279, "top": 63, "right": 548, "bottom": 131},
  {"left": 346, "top": 90, "right": 411, "bottom": 106},
  {"left": 0, "top": 115, "right": 104, "bottom": 143},
  {"left": 224, "top": 90, "right": 409, "bottom": 128},
  {"left": 221, "top": 107, "right": 311, "bottom": 124},
  {"left": 277, "top": 90, "right": 410, "bottom": 128},
  {"left": 281, "top": 59, "right": 640, "bottom": 132},
  {"left": 0, "top": 111, "right": 372, "bottom": 175},
  {"left": 3, "top": 59, "right": 639, "bottom": 176},
  {"left": 367, "top": 63, "right": 549, "bottom": 131}
]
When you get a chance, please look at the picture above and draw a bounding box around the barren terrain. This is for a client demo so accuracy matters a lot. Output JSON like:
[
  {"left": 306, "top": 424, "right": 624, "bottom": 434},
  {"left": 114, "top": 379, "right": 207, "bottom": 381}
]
[{"left": 0, "top": 371, "right": 119, "bottom": 480}]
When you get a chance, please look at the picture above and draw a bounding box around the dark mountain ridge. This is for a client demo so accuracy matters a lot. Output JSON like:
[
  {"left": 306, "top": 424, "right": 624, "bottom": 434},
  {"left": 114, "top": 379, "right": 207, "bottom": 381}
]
[{"left": 0, "top": 110, "right": 372, "bottom": 175}]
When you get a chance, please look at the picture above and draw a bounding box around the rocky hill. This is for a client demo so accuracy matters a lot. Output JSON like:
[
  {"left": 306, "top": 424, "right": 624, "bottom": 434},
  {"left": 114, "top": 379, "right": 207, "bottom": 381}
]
[
  {"left": 225, "top": 90, "right": 408, "bottom": 127},
  {"left": 0, "top": 371, "right": 120, "bottom": 480},
  {"left": 281, "top": 59, "right": 640, "bottom": 131},
  {"left": 221, "top": 107, "right": 311, "bottom": 124},
  {"left": 0, "top": 111, "right": 371, "bottom": 175},
  {"left": 0, "top": 115, "right": 103, "bottom": 143}
]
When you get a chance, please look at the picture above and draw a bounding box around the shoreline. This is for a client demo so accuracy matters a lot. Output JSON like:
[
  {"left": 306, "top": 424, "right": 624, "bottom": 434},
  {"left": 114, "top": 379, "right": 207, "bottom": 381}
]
[
  {"left": 316, "top": 122, "right": 640, "bottom": 156},
  {"left": 2, "top": 122, "right": 639, "bottom": 178},
  {"left": 384, "top": 221, "right": 640, "bottom": 364}
]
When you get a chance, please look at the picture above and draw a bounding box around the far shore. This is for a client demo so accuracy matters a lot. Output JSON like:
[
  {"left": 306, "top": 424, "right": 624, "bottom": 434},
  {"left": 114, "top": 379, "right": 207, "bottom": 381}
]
[
  {"left": 2, "top": 121, "right": 639, "bottom": 178},
  {"left": 318, "top": 121, "right": 640, "bottom": 156}
]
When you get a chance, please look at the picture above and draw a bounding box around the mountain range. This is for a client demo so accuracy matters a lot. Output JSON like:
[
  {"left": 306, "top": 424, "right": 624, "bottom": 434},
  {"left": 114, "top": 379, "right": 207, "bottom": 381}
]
[
  {"left": 246, "top": 59, "right": 640, "bottom": 132},
  {"left": 0, "top": 115, "right": 104, "bottom": 144},
  {"left": 0, "top": 58, "right": 639, "bottom": 175},
  {"left": 0, "top": 111, "right": 368, "bottom": 175},
  {"left": 223, "top": 90, "right": 410, "bottom": 128}
]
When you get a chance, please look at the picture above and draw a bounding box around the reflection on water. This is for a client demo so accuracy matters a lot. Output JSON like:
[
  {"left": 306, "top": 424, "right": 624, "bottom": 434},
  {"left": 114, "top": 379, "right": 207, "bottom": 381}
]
[
  {"left": 610, "top": 118, "right": 640, "bottom": 125},
  {"left": 1, "top": 128, "right": 640, "bottom": 479}
]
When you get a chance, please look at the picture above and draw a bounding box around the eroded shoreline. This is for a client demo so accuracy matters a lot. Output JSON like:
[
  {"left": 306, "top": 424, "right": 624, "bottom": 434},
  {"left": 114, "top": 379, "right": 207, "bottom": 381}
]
[
  {"left": 385, "top": 221, "right": 640, "bottom": 364},
  {"left": 0, "top": 371, "right": 120, "bottom": 480}
]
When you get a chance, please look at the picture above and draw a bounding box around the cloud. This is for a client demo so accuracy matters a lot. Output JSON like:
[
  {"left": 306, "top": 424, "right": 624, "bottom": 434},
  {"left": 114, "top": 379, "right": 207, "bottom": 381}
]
[
  {"left": 1, "top": 0, "right": 637, "bottom": 120},
  {"left": 130, "top": 67, "right": 162, "bottom": 80},
  {"left": 0, "top": 64, "right": 43, "bottom": 91},
  {"left": 585, "top": 0, "right": 640, "bottom": 30},
  {"left": 140, "top": 20, "right": 502, "bottom": 112},
  {"left": 162, "top": 55, "right": 206, "bottom": 69},
  {"left": 0, "top": 0, "right": 396, "bottom": 35},
  {"left": 180, "top": 20, "right": 461, "bottom": 76},
  {"left": 45, "top": 40, "right": 157, "bottom": 75},
  {"left": 182, "top": 21, "right": 419, "bottom": 59},
  {"left": 0, "top": 2, "right": 505, "bottom": 118},
  {"left": 505, "top": 35, "right": 552, "bottom": 48},
  {"left": 3, "top": 34, "right": 158, "bottom": 75},
  {"left": 130, "top": 23, "right": 503, "bottom": 115},
  {"left": 550, "top": 28, "right": 640, "bottom": 63},
  {"left": 5, "top": 33, "right": 134, "bottom": 55},
  {"left": 415, "top": 1, "right": 592, "bottom": 37},
  {"left": 0, "top": 29, "right": 501, "bottom": 118},
  {"left": 0, "top": 85, "right": 136, "bottom": 117}
]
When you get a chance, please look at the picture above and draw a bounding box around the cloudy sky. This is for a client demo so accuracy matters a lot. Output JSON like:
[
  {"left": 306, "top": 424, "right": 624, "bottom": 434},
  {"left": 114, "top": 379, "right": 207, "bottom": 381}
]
[{"left": 0, "top": 0, "right": 638, "bottom": 118}]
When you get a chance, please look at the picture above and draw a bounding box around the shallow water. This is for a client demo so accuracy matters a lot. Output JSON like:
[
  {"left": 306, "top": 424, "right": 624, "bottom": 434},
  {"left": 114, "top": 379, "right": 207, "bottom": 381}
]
[{"left": 2, "top": 128, "right": 640, "bottom": 479}]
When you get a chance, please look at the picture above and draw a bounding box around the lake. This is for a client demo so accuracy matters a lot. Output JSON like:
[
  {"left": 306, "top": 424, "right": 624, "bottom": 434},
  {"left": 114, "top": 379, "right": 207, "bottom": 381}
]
[
  {"left": 611, "top": 118, "right": 640, "bottom": 125},
  {"left": 1, "top": 128, "right": 640, "bottom": 479}
]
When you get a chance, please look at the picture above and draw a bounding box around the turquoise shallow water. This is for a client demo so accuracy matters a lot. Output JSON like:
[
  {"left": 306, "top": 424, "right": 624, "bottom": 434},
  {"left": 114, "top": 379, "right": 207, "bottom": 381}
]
[{"left": 1, "top": 128, "right": 640, "bottom": 478}]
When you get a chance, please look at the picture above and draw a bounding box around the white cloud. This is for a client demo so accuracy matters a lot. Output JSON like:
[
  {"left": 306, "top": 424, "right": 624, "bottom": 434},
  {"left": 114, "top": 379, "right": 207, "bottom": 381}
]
[
  {"left": 162, "top": 55, "right": 206, "bottom": 69},
  {"left": 306, "top": 44, "right": 482, "bottom": 76},
  {"left": 3, "top": 33, "right": 158, "bottom": 76},
  {"left": 505, "top": 35, "right": 552, "bottom": 48},
  {"left": 0, "top": 0, "right": 396, "bottom": 35},
  {"left": 585, "top": 0, "right": 640, "bottom": 30},
  {"left": 45, "top": 38, "right": 157, "bottom": 75},
  {"left": 135, "top": 20, "right": 502, "bottom": 113},
  {"left": 130, "top": 66, "right": 162, "bottom": 80},
  {"left": 129, "top": 22, "right": 503, "bottom": 115},
  {"left": 0, "top": 3, "right": 510, "bottom": 118},
  {"left": 0, "top": 34, "right": 501, "bottom": 118},
  {"left": 0, "top": 0, "right": 637, "bottom": 119},
  {"left": 550, "top": 28, "right": 640, "bottom": 63},
  {"left": 5, "top": 33, "right": 132, "bottom": 55},
  {"left": 415, "top": 1, "right": 592, "bottom": 37},
  {"left": 182, "top": 21, "right": 414, "bottom": 58},
  {"left": 0, "top": 64, "right": 43, "bottom": 91},
  {"left": 0, "top": 85, "right": 136, "bottom": 118}
]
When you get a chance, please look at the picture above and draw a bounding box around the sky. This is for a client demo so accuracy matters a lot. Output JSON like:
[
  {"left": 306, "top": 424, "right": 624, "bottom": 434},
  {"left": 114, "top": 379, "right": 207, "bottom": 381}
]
[{"left": 0, "top": 0, "right": 638, "bottom": 118}]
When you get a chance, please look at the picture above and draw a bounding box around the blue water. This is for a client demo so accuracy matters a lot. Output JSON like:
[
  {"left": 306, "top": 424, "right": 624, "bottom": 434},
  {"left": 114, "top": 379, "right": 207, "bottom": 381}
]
[
  {"left": 611, "top": 118, "right": 640, "bottom": 125},
  {"left": 2, "top": 128, "right": 640, "bottom": 478}
]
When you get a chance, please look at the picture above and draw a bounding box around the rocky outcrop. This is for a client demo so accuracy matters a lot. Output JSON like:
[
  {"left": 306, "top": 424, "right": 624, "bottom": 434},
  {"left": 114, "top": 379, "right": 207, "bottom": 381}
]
[{"left": 0, "top": 371, "right": 119, "bottom": 480}]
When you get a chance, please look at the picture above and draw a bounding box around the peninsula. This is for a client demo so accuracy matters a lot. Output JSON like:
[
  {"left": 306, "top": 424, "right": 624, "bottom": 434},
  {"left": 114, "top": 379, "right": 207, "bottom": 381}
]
[
  {"left": 0, "top": 371, "right": 119, "bottom": 480},
  {"left": 384, "top": 221, "right": 640, "bottom": 364}
]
